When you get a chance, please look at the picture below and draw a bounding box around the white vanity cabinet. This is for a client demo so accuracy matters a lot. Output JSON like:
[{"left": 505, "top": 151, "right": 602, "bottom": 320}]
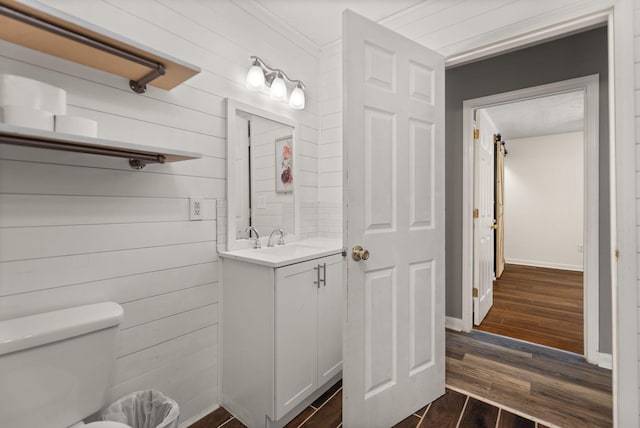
[{"left": 221, "top": 251, "right": 343, "bottom": 427}]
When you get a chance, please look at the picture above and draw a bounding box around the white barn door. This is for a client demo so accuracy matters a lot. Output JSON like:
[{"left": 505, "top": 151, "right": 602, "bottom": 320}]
[
  {"left": 473, "top": 109, "right": 496, "bottom": 325},
  {"left": 343, "top": 10, "right": 445, "bottom": 428}
]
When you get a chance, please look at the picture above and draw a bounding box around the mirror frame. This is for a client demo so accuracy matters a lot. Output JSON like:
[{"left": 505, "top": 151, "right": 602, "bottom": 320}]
[{"left": 225, "top": 98, "right": 301, "bottom": 251}]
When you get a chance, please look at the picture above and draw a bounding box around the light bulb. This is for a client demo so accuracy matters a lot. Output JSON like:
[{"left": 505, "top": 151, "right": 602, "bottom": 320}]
[
  {"left": 246, "top": 64, "right": 265, "bottom": 90},
  {"left": 289, "top": 84, "right": 305, "bottom": 109},
  {"left": 270, "top": 74, "right": 287, "bottom": 101}
]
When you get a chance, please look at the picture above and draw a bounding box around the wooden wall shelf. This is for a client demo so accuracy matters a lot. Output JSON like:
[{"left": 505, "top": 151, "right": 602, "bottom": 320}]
[
  {"left": 0, "top": 0, "right": 201, "bottom": 93},
  {"left": 0, "top": 123, "right": 202, "bottom": 169}
]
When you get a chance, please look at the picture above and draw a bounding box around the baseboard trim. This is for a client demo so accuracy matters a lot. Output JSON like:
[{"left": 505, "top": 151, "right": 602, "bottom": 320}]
[
  {"left": 595, "top": 352, "right": 613, "bottom": 370},
  {"left": 179, "top": 403, "right": 220, "bottom": 428},
  {"left": 446, "top": 316, "right": 465, "bottom": 332},
  {"left": 505, "top": 259, "right": 583, "bottom": 272}
]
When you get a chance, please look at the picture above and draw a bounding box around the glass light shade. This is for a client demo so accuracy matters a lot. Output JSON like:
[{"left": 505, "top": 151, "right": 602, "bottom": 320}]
[
  {"left": 289, "top": 85, "right": 305, "bottom": 110},
  {"left": 246, "top": 65, "right": 265, "bottom": 90},
  {"left": 270, "top": 75, "right": 288, "bottom": 101}
]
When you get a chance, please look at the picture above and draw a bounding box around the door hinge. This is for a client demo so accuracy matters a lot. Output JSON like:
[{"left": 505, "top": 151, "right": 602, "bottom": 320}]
[
  {"left": 473, "top": 208, "right": 479, "bottom": 218},
  {"left": 493, "top": 134, "right": 498, "bottom": 144},
  {"left": 473, "top": 288, "right": 479, "bottom": 298},
  {"left": 473, "top": 128, "right": 480, "bottom": 139}
]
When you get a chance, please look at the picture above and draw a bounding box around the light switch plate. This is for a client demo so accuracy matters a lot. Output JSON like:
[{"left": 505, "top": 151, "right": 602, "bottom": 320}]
[{"left": 190, "top": 197, "right": 204, "bottom": 220}]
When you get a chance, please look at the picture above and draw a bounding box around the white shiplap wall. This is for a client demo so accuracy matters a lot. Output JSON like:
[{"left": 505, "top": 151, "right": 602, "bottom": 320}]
[
  {"left": 635, "top": 0, "right": 640, "bottom": 414},
  {"left": 318, "top": 42, "right": 342, "bottom": 238},
  {"left": 0, "top": 0, "right": 319, "bottom": 424}
]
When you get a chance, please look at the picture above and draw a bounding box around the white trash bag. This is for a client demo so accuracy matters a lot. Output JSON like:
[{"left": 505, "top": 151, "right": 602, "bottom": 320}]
[{"left": 100, "top": 390, "right": 179, "bottom": 428}]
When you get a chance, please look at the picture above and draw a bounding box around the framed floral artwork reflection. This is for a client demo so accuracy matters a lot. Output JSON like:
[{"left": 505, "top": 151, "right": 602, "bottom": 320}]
[{"left": 275, "top": 135, "right": 293, "bottom": 193}]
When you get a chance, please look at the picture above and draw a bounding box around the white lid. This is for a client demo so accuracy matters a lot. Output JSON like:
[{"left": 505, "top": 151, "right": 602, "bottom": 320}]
[{"left": 0, "top": 302, "right": 124, "bottom": 356}]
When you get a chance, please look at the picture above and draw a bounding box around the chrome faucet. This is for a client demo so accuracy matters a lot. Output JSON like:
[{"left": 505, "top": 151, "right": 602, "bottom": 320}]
[
  {"left": 246, "top": 226, "right": 261, "bottom": 249},
  {"left": 267, "top": 228, "right": 286, "bottom": 247}
]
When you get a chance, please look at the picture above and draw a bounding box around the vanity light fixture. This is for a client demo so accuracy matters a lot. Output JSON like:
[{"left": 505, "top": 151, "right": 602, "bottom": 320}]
[
  {"left": 245, "top": 56, "right": 306, "bottom": 110},
  {"left": 246, "top": 58, "right": 266, "bottom": 90},
  {"left": 270, "top": 72, "right": 288, "bottom": 101},
  {"left": 289, "top": 83, "right": 306, "bottom": 110}
]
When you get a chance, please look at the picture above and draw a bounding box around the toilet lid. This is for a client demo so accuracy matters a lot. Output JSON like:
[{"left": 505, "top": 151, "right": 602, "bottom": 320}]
[{"left": 85, "top": 422, "right": 132, "bottom": 428}]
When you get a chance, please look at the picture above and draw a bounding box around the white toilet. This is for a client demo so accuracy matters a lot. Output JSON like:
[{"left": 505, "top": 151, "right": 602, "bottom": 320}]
[{"left": 0, "top": 302, "right": 132, "bottom": 428}]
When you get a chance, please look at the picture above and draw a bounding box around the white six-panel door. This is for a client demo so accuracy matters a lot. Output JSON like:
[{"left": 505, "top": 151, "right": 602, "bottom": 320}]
[
  {"left": 343, "top": 10, "right": 445, "bottom": 427},
  {"left": 473, "top": 109, "right": 496, "bottom": 325}
]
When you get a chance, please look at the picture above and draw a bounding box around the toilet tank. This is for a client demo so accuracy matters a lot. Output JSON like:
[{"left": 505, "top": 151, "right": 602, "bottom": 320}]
[{"left": 0, "top": 302, "right": 124, "bottom": 428}]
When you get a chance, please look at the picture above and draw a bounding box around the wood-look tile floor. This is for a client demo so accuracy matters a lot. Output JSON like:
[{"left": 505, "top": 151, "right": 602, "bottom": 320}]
[
  {"left": 475, "top": 264, "right": 583, "bottom": 354},
  {"left": 190, "top": 331, "right": 611, "bottom": 428},
  {"left": 190, "top": 384, "right": 543, "bottom": 428},
  {"left": 447, "top": 330, "right": 611, "bottom": 428}
]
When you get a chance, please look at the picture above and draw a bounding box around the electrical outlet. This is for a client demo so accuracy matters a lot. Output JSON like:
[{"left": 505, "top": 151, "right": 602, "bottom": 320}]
[
  {"left": 190, "top": 197, "right": 204, "bottom": 220},
  {"left": 577, "top": 245, "right": 584, "bottom": 253}
]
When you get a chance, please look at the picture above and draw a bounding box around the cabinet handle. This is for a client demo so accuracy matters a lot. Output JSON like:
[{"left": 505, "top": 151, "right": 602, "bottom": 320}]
[
  {"left": 314, "top": 265, "right": 321, "bottom": 288},
  {"left": 321, "top": 263, "right": 327, "bottom": 287},
  {"left": 314, "top": 263, "right": 327, "bottom": 288}
]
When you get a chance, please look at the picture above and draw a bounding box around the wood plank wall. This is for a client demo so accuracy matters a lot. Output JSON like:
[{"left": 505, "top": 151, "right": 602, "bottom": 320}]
[
  {"left": 318, "top": 43, "right": 342, "bottom": 238},
  {"left": 634, "top": 0, "right": 640, "bottom": 418},
  {"left": 0, "top": 0, "right": 320, "bottom": 423}
]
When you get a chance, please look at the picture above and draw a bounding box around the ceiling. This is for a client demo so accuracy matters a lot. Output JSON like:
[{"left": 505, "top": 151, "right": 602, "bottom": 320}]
[
  {"left": 251, "top": 0, "right": 426, "bottom": 47},
  {"left": 483, "top": 91, "right": 584, "bottom": 141}
]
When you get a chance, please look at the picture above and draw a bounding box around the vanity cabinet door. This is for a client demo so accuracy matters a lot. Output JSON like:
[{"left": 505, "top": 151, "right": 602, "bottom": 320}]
[
  {"left": 274, "top": 259, "right": 318, "bottom": 419},
  {"left": 317, "top": 254, "right": 344, "bottom": 387}
]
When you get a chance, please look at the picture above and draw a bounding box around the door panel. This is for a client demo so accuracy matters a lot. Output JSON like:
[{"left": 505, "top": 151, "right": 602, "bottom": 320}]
[
  {"left": 409, "top": 120, "right": 434, "bottom": 228},
  {"left": 317, "top": 255, "right": 344, "bottom": 386},
  {"left": 343, "top": 10, "right": 445, "bottom": 427},
  {"left": 364, "top": 108, "right": 395, "bottom": 231},
  {"left": 473, "top": 109, "right": 497, "bottom": 325},
  {"left": 274, "top": 260, "right": 317, "bottom": 419},
  {"left": 364, "top": 267, "right": 396, "bottom": 396},
  {"left": 409, "top": 261, "right": 435, "bottom": 374}
]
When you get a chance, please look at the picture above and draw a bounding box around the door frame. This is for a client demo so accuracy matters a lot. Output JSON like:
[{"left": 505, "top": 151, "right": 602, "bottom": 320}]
[
  {"left": 461, "top": 75, "right": 600, "bottom": 363},
  {"left": 441, "top": 4, "right": 637, "bottom": 426}
]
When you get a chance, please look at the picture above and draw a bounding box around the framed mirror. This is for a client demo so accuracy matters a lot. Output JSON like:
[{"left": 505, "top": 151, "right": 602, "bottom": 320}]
[{"left": 226, "top": 98, "right": 301, "bottom": 250}]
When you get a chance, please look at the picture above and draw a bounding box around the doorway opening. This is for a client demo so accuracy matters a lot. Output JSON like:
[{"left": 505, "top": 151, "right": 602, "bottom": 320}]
[
  {"left": 463, "top": 75, "right": 601, "bottom": 362},
  {"left": 472, "top": 91, "right": 587, "bottom": 355}
]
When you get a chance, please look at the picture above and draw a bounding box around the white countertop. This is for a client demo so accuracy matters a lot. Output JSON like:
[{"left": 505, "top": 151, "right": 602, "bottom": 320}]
[{"left": 218, "top": 238, "right": 343, "bottom": 268}]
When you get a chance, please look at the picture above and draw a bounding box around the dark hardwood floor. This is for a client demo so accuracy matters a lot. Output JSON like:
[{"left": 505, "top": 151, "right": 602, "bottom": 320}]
[
  {"left": 475, "top": 264, "right": 583, "bottom": 354},
  {"left": 190, "top": 331, "right": 611, "bottom": 428}
]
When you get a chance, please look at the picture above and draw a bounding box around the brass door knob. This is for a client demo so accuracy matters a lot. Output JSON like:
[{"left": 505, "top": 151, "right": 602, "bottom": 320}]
[{"left": 352, "top": 245, "right": 370, "bottom": 261}]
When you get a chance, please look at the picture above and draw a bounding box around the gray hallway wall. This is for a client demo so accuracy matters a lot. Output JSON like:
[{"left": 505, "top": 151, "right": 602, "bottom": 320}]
[{"left": 445, "top": 26, "right": 611, "bottom": 353}]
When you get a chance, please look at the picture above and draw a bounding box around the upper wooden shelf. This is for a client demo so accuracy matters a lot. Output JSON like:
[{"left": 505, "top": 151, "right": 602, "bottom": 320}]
[{"left": 0, "top": 0, "right": 201, "bottom": 92}]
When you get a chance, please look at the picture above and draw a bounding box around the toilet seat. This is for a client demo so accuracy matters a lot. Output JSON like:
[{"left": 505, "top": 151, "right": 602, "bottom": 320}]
[{"left": 85, "top": 422, "right": 132, "bottom": 428}]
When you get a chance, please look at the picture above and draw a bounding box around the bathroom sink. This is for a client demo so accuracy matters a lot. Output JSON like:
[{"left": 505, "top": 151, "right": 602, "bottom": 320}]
[
  {"left": 260, "top": 242, "right": 319, "bottom": 252},
  {"left": 219, "top": 238, "right": 342, "bottom": 268}
]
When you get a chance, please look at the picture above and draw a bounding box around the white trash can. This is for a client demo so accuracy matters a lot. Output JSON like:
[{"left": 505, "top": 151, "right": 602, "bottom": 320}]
[{"left": 100, "top": 390, "right": 179, "bottom": 428}]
